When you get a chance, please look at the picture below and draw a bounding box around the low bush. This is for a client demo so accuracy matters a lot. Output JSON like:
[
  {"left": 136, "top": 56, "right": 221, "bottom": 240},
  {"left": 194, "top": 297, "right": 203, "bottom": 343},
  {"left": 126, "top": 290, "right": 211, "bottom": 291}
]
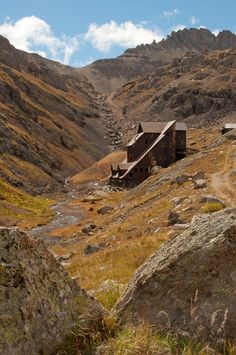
[{"left": 202, "top": 202, "right": 224, "bottom": 213}]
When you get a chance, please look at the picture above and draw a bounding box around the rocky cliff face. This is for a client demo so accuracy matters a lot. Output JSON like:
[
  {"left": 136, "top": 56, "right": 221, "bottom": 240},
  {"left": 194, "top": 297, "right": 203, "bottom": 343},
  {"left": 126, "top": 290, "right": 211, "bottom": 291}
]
[
  {"left": 78, "top": 29, "right": 236, "bottom": 94},
  {"left": 0, "top": 35, "right": 110, "bottom": 194},
  {"left": 110, "top": 48, "right": 236, "bottom": 138},
  {"left": 116, "top": 208, "right": 236, "bottom": 343},
  {"left": 0, "top": 227, "right": 104, "bottom": 354}
]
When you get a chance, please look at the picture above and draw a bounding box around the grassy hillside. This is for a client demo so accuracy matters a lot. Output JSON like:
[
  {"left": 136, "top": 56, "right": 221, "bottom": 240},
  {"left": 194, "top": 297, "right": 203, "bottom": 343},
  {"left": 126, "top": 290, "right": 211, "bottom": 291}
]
[
  {"left": 51, "top": 128, "right": 236, "bottom": 353},
  {"left": 71, "top": 150, "right": 126, "bottom": 186},
  {"left": 50, "top": 129, "right": 235, "bottom": 293},
  {"left": 0, "top": 178, "right": 53, "bottom": 229},
  {"left": 0, "top": 35, "right": 109, "bottom": 194}
]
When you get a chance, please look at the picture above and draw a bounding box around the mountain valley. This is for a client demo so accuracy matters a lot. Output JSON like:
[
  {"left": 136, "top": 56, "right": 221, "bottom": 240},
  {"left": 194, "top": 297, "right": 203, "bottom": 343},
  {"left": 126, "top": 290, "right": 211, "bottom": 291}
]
[{"left": 0, "top": 27, "right": 236, "bottom": 354}]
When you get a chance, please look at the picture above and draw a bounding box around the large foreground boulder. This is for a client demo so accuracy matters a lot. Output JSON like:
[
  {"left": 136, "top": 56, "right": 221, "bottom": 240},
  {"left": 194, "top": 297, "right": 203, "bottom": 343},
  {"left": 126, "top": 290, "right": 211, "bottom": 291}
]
[
  {"left": 0, "top": 228, "right": 104, "bottom": 354},
  {"left": 116, "top": 209, "right": 236, "bottom": 343}
]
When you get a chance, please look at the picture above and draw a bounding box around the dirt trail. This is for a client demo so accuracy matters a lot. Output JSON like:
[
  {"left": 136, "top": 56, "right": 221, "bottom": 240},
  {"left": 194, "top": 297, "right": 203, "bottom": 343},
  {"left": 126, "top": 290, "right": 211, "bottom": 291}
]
[{"left": 210, "top": 144, "right": 236, "bottom": 207}]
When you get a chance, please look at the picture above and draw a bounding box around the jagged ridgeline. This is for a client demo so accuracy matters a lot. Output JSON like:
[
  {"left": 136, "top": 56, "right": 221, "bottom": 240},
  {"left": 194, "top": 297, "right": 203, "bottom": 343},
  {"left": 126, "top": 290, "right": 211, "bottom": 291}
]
[{"left": 78, "top": 28, "right": 236, "bottom": 94}]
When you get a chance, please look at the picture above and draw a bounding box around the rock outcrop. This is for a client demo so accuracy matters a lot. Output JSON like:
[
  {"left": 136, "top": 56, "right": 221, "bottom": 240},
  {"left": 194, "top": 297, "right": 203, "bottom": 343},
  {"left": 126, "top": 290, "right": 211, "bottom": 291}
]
[
  {"left": 0, "top": 227, "right": 104, "bottom": 354},
  {"left": 111, "top": 48, "right": 236, "bottom": 136},
  {"left": 78, "top": 28, "right": 236, "bottom": 94},
  {"left": 116, "top": 209, "right": 236, "bottom": 343}
]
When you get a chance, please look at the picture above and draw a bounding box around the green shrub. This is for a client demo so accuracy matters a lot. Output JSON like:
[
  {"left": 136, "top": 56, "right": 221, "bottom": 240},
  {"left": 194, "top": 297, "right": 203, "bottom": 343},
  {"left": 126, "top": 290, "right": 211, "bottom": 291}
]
[
  {"left": 95, "top": 281, "right": 124, "bottom": 310},
  {"left": 202, "top": 202, "right": 224, "bottom": 213}
]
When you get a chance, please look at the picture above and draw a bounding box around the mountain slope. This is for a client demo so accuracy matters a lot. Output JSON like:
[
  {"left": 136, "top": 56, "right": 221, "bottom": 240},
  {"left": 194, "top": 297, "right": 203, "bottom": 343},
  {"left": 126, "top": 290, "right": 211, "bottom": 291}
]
[
  {"left": 78, "top": 29, "right": 236, "bottom": 94},
  {"left": 0, "top": 35, "right": 109, "bottom": 194},
  {"left": 109, "top": 48, "right": 236, "bottom": 138}
]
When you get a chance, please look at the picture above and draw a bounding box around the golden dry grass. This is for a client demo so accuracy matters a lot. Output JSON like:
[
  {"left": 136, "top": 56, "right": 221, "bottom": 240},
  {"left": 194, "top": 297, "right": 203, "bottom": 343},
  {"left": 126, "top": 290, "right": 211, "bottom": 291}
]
[
  {"left": 0, "top": 178, "right": 53, "bottom": 228},
  {"left": 50, "top": 130, "right": 233, "bottom": 299},
  {"left": 71, "top": 150, "right": 126, "bottom": 185}
]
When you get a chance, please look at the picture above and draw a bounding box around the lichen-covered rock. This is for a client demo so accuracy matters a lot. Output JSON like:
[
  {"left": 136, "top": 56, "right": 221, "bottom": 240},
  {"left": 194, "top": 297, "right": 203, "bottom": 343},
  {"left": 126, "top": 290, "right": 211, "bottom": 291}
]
[
  {"left": 0, "top": 227, "right": 104, "bottom": 355},
  {"left": 116, "top": 209, "right": 236, "bottom": 343}
]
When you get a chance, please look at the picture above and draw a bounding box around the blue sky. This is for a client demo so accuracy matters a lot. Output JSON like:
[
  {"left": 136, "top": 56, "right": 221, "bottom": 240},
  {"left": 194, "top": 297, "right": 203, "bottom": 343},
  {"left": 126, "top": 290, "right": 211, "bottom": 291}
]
[{"left": 0, "top": 0, "right": 235, "bottom": 67}]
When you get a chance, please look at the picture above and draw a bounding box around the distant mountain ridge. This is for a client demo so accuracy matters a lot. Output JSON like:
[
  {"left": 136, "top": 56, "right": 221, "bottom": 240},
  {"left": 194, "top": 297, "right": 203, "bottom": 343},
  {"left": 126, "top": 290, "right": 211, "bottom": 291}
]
[
  {"left": 78, "top": 28, "right": 236, "bottom": 94},
  {"left": 123, "top": 28, "right": 236, "bottom": 58}
]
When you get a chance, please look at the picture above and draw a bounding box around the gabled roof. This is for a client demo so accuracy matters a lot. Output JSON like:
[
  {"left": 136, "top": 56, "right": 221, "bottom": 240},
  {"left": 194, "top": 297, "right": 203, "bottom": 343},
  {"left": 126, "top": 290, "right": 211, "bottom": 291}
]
[
  {"left": 120, "top": 121, "right": 176, "bottom": 179},
  {"left": 138, "top": 121, "right": 187, "bottom": 133},
  {"left": 223, "top": 123, "right": 236, "bottom": 129},
  {"left": 138, "top": 122, "right": 166, "bottom": 133}
]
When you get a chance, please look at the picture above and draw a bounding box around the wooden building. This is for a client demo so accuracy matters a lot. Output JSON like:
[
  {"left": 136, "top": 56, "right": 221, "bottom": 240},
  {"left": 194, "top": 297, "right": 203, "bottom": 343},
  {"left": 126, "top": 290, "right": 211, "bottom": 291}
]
[
  {"left": 221, "top": 123, "right": 236, "bottom": 134},
  {"left": 110, "top": 120, "right": 187, "bottom": 187}
]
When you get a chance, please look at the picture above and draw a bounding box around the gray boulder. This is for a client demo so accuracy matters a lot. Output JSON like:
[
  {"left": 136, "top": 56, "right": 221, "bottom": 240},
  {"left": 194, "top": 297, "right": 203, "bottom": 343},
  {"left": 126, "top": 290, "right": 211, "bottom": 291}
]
[
  {"left": 167, "top": 210, "right": 184, "bottom": 226},
  {"left": 84, "top": 242, "right": 108, "bottom": 255},
  {"left": 97, "top": 205, "right": 114, "bottom": 215},
  {"left": 194, "top": 179, "right": 207, "bottom": 189},
  {"left": 116, "top": 209, "right": 236, "bottom": 343},
  {"left": 170, "top": 173, "right": 192, "bottom": 186},
  {"left": 82, "top": 223, "right": 97, "bottom": 234},
  {"left": 192, "top": 171, "right": 205, "bottom": 181},
  {"left": 0, "top": 227, "right": 104, "bottom": 355},
  {"left": 151, "top": 166, "right": 162, "bottom": 175}
]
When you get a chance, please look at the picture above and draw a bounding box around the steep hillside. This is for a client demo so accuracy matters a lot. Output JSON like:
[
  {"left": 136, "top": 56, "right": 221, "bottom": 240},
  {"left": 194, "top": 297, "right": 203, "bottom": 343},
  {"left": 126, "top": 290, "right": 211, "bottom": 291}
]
[
  {"left": 109, "top": 48, "right": 236, "bottom": 139},
  {"left": 70, "top": 150, "right": 126, "bottom": 186},
  {"left": 0, "top": 35, "right": 109, "bottom": 194},
  {"left": 41, "top": 129, "right": 236, "bottom": 293},
  {"left": 78, "top": 28, "right": 236, "bottom": 94}
]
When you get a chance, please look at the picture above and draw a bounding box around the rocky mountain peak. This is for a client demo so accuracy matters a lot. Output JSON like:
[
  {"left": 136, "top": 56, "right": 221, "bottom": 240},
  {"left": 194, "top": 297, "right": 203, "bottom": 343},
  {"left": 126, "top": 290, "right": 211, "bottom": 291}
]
[
  {"left": 123, "top": 28, "right": 236, "bottom": 58},
  {"left": 79, "top": 28, "right": 236, "bottom": 94},
  {"left": 0, "top": 35, "right": 11, "bottom": 47}
]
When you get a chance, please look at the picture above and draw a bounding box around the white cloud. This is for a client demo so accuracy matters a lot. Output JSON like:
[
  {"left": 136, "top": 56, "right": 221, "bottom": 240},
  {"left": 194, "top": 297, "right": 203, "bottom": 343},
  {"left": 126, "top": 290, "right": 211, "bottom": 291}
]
[
  {"left": 171, "top": 24, "right": 186, "bottom": 32},
  {"left": 84, "top": 20, "right": 163, "bottom": 52},
  {"left": 162, "top": 9, "right": 179, "bottom": 19},
  {"left": 0, "top": 16, "right": 79, "bottom": 64},
  {"left": 190, "top": 16, "right": 197, "bottom": 25},
  {"left": 212, "top": 29, "right": 220, "bottom": 36}
]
